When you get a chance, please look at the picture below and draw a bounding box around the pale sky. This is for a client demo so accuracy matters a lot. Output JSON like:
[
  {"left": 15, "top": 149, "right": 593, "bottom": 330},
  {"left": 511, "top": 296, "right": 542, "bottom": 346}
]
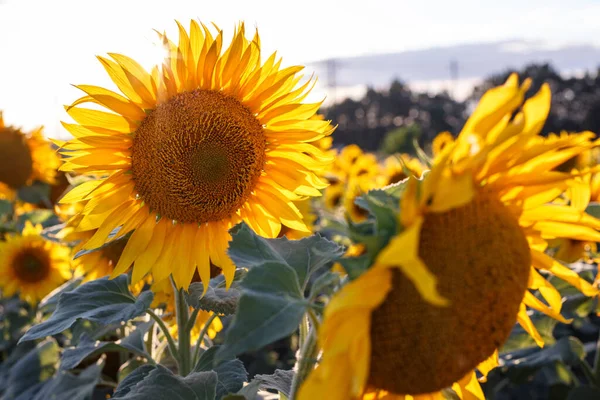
[{"left": 1, "top": 0, "right": 599, "bottom": 137}]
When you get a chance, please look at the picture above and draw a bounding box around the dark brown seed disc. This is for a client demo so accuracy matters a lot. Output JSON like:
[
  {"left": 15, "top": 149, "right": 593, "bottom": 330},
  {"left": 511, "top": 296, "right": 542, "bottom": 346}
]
[
  {"left": 12, "top": 246, "right": 51, "bottom": 283},
  {"left": 368, "top": 191, "right": 531, "bottom": 395},
  {"left": 131, "top": 89, "right": 266, "bottom": 223}
]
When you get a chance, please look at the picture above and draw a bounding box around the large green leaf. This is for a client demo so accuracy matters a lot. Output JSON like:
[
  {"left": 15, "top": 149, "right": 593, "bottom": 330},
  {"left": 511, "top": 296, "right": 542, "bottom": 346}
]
[
  {"left": 112, "top": 364, "right": 218, "bottom": 400},
  {"left": 3, "top": 339, "right": 59, "bottom": 399},
  {"left": 228, "top": 223, "right": 343, "bottom": 289},
  {"left": 217, "top": 262, "right": 308, "bottom": 361},
  {"left": 60, "top": 322, "right": 152, "bottom": 370},
  {"left": 30, "top": 360, "right": 103, "bottom": 400},
  {"left": 20, "top": 275, "right": 154, "bottom": 342},
  {"left": 194, "top": 346, "right": 248, "bottom": 399}
]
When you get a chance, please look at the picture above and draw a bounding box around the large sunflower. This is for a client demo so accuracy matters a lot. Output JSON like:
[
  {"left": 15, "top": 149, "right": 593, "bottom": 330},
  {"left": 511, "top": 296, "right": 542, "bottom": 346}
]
[
  {"left": 57, "top": 21, "right": 333, "bottom": 290},
  {"left": 299, "top": 74, "right": 600, "bottom": 399},
  {"left": 0, "top": 222, "right": 71, "bottom": 304},
  {"left": 0, "top": 112, "right": 60, "bottom": 198}
]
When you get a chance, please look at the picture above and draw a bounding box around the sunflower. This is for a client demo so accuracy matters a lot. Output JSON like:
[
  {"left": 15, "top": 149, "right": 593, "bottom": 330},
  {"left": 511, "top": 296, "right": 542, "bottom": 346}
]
[
  {"left": 279, "top": 199, "right": 316, "bottom": 240},
  {"left": 57, "top": 21, "right": 333, "bottom": 291},
  {"left": 0, "top": 111, "right": 60, "bottom": 199},
  {"left": 377, "top": 154, "right": 425, "bottom": 187},
  {"left": 0, "top": 221, "right": 71, "bottom": 304},
  {"left": 299, "top": 74, "right": 600, "bottom": 399}
]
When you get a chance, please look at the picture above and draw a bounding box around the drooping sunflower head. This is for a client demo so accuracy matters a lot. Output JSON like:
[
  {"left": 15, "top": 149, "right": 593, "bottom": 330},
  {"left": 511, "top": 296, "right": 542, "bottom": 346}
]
[
  {"left": 0, "top": 112, "right": 60, "bottom": 194},
  {"left": 0, "top": 221, "right": 71, "bottom": 304},
  {"left": 300, "top": 74, "right": 600, "bottom": 399},
  {"left": 57, "top": 20, "right": 334, "bottom": 291}
]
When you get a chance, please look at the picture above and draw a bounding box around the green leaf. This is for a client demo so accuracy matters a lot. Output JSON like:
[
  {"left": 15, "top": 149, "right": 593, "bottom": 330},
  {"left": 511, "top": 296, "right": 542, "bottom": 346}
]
[
  {"left": 228, "top": 223, "right": 343, "bottom": 289},
  {"left": 186, "top": 271, "right": 246, "bottom": 315},
  {"left": 337, "top": 254, "right": 372, "bottom": 280},
  {"left": 584, "top": 202, "right": 600, "bottom": 219},
  {"left": 217, "top": 262, "right": 308, "bottom": 361},
  {"left": 20, "top": 275, "right": 154, "bottom": 342},
  {"left": 566, "top": 386, "right": 600, "bottom": 400},
  {"left": 31, "top": 360, "right": 103, "bottom": 400},
  {"left": 309, "top": 271, "right": 341, "bottom": 300},
  {"left": 60, "top": 322, "right": 151, "bottom": 370},
  {"left": 0, "top": 199, "right": 12, "bottom": 216},
  {"left": 503, "top": 337, "right": 585, "bottom": 371},
  {"left": 3, "top": 339, "right": 59, "bottom": 399},
  {"left": 113, "top": 365, "right": 156, "bottom": 398},
  {"left": 17, "top": 209, "right": 59, "bottom": 231},
  {"left": 112, "top": 364, "right": 218, "bottom": 400},
  {"left": 194, "top": 346, "right": 248, "bottom": 399},
  {"left": 222, "top": 380, "right": 261, "bottom": 399},
  {"left": 38, "top": 277, "right": 83, "bottom": 312},
  {"left": 17, "top": 182, "right": 50, "bottom": 204},
  {"left": 253, "top": 369, "right": 295, "bottom": 397}
]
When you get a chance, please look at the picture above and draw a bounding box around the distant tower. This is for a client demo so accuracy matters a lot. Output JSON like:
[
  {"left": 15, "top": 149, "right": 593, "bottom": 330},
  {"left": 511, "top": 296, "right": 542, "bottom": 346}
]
[{"left": 449, "top": 59, "right": 459, "bottom": 98}]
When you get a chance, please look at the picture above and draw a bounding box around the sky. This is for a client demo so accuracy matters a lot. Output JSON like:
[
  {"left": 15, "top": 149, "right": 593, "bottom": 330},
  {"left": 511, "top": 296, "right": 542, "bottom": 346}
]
[{"left": 1, "top": 0, "right": 599, "bottom": 137}]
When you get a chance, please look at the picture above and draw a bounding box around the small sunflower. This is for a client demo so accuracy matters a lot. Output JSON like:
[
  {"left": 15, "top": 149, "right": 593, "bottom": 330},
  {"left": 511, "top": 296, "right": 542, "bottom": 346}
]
[
  {"left": 327, "top": 144, "right": 364, "bottom": 184},
  {"left": 57, "top": 21, "right": 333, "bottom": 290},
  {"left": 0, "top": 221, "right": 71, "bottom": 304},
  {"left": 0, "top": 112, "right": 60, "bottom": 200},
  {"left": 377, "top": 154, "right": 425, "bottom": 187},
  {"left": 300, "top": 74, "right": 600, "bottom": 399}
]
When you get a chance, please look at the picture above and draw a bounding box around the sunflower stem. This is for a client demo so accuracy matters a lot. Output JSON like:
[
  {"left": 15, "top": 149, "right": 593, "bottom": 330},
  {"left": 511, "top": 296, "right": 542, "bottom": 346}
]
[
  {"left": 289, "top": 323, "right": 318, "bottom": 400},
  {"left": 146, "top": 309, "right": 178, "bottom": 364},
  {"left": 186, "top": 308, "right": 200, "bottom": 333},
  {"left": 298, "top": 313, "right": 309, "bottom": 349},
  {"left": 172, "top": 276, "right": 191, "bottom": 376},
  {"left": 192, "top": 313, "right": 219, "bottom": 368}
]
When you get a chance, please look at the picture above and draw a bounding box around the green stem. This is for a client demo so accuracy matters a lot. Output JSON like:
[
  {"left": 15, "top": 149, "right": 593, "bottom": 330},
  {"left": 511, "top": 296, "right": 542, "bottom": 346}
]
[
  {"left": 186, "top": 308, "right": 200, "bottom": 333},
  {"left": 191, "top": 313, "right": 219, "bottom": 368},
  {"left": 172, "top": 276, "right": 191, "bottom": 376},
  {"left": 580, "top": 360, "right": 598, "bottom": 386},
  {"left": 145, "top": 323, "right": 155, "bottom": 360},
  {"left": 146, "top": 309, "right": 178, "bottom": 363},
  {"left": 289, "top": 325, "right": 318, "bottom": 400},
  {"left": 298, "top": 314, "right": 309, "bottom": 349}
]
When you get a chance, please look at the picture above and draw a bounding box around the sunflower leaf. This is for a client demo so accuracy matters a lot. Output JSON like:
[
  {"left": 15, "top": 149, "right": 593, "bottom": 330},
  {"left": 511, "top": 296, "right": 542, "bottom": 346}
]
[
  {"left": 252, "top": 369, "right": 295, "bottom": 397},
  {"left": 112, "top": 364, "right": 218, "bottom": 400},
  {"left": 2, "top": 339, "right": 60, "bottom": 399},
  {"left": 29, "top": 359, "right": 104, "bottom": 400},
  {"left": 16, "top": 182, "right": 50, "bottom": 205},
  {"left": 60, "top": 322, "right": 152, "bottom": 370},
  {"left": 216, "top": 261, "right": 307, "bottom": 362},
  {"left": 193, "top": 346, "right": 248, "bottom": 398},
  {"left": 20, "top": 275, "right": 154, "bottom": 343},
  {"left": 228, "top": 223, "right": 344, "bottom": 289},
  {"left": 0, "top": 199, "right": 12, "bottom": 216}
]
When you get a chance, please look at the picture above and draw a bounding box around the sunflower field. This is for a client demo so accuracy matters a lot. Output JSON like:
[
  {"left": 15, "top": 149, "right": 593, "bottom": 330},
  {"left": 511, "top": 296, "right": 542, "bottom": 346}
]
[{"left": 2, "top": 19, "right": 600, "bottom": 400}]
